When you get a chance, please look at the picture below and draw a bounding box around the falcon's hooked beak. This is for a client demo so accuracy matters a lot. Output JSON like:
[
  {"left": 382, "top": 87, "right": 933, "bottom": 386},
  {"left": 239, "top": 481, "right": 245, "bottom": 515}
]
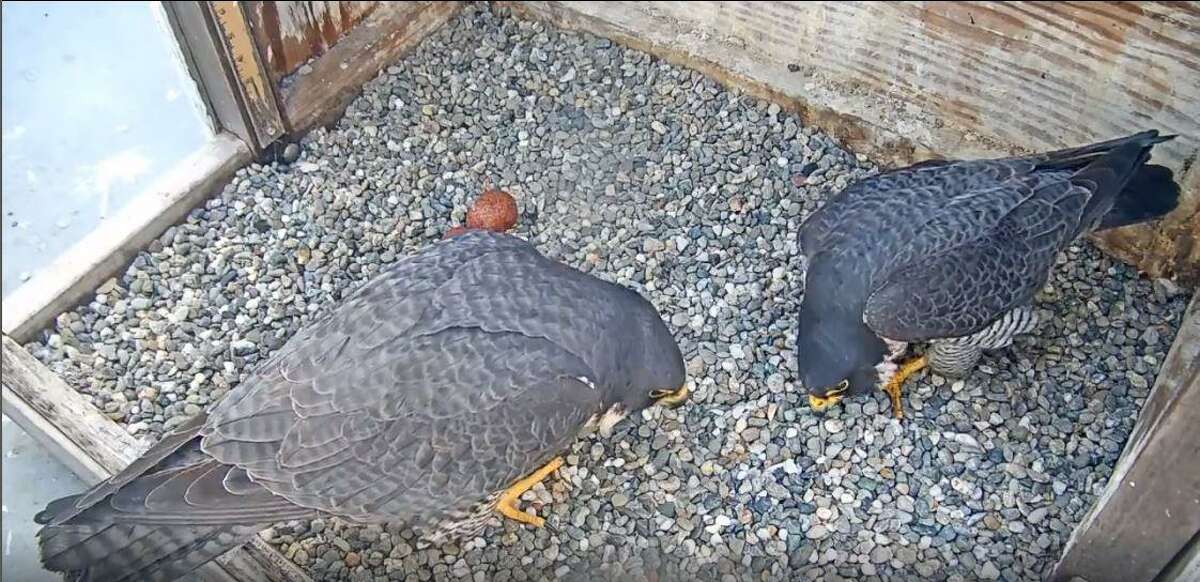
[
  {"left": 807, "top": 380, "right": 849, "bottom": 412},
  {"left": 651, "top": 383, "right": 691, "bottom": 409}
]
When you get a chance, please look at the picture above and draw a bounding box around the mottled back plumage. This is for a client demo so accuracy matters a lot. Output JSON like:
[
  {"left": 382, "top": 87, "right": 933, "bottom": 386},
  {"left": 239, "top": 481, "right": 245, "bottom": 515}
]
[
  {"left": 36, "top": 231, "right": 686, "bottom": 581},
  {"left": 796, "top": 130, "right": 1179, "bottom": 398}
]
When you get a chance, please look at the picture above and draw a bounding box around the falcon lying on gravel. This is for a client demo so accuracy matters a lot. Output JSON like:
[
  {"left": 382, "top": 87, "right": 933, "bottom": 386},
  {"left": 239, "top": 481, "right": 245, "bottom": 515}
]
[
  {"left": 36, "top": 230, "right": 689, "bottom": 582},
  {"left": 796, "top": 130, "right": 1180, "bottom": 418}
]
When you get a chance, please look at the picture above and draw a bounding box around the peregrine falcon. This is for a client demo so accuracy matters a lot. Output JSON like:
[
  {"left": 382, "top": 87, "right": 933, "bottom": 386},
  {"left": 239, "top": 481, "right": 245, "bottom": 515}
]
[
  {"left": 36, "top": 230, "right": 689, "bottom": 581},
  {"left": 796, "top": 130, "right": 1180, "bottom": 418}
]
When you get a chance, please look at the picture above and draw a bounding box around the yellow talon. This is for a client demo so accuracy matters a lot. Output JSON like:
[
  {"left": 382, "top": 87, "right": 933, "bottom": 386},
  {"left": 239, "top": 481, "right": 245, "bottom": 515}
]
[
  {"left": 883, "top": 356, "right": 928, "bottom": 419},
  {"left": 496, "top": 457, "right": 563, "bottom": 527}
]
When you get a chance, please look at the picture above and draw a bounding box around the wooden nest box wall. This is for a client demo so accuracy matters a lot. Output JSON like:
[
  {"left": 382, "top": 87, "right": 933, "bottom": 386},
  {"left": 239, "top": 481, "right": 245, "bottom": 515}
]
[
  {"left": 505, "top": 1, "right": 1200, "bottom": 288},
  {"left": 197, "top": 1, "right": 1198, "bottom": 287},
  {"left": 2, "top": 2, "right": 1196, "bottom": 582}
]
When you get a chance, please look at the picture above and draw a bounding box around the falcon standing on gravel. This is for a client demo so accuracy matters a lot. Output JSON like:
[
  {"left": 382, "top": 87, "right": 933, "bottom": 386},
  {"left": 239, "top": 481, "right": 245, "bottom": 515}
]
[
  {"left": 796, "top": 130, "right": 1180, "bottom": 418},
  {"left": 35, "top": 230, "right": 689, "bottom": 582}
]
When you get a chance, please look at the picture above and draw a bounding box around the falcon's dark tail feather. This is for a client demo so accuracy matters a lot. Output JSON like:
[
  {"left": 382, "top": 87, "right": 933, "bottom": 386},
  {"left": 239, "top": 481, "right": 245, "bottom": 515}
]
[
  {"left": 1033, "top": 130, "right": 1175, "bottom": 172},
  {"left": 35, "top": 473, "right": 264, "bottom": 582},
  {"left": 1037, "top": 130, "right": 1180, "bottom": 234},
  {"left": 33, "top": 412, "right": 302, "bottom": 581},
  {"left": 37, "top": 519, "right": 254, "bottom": 582},
  {"left": 1097, "top": 163, "right": 1180, "bottom": 230}
]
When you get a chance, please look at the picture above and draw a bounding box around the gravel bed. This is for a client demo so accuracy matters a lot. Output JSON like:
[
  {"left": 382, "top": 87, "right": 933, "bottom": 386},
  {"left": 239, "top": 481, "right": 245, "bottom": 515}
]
[{"left": 28, "top": 4, "right": 1192, "bottom": 581}]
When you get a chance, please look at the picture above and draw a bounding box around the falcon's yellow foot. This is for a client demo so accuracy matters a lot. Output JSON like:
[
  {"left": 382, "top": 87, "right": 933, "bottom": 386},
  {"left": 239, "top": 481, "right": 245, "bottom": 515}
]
[
  {"left": 496, "top": 457, "right": 563, "bottom": 528},
  {"left": 883, "top": 356, "right": 928, "bottom": 419}
]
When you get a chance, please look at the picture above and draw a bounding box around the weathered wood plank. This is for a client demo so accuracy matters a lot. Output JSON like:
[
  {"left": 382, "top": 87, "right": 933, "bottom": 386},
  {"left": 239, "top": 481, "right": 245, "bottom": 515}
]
[
  {"left": 0, "top": 335, "right": 311, "bottom": 582},
  {"left": 215, "top": 537, "right": 314, "bottom": 582},
  {"left": 2, "top": 133, "right": 250, "bottom": 344},
  {"left": 507, "top": 1, "right": 1200, "bottom": 285},
  {"left": 1156, "top": 530, "right": 1200, "bottom": 582},
  {"left": 2, "top": 337, "right": 148, "bottom": 483},
  {"left": 1050, "top": 295, "right": 1200, "bottom": 582},
  {"left": 209, "top": 1, "right": 287, "bottom": 149},
  {"left": 245, "top": 1, "right": 380, "bottom": 82},
  {"left": 163, "top": 1, "right": 257, "bottom": 151},
  {"left": 278, "top": 1, "right": 465, "bottom": 133}
]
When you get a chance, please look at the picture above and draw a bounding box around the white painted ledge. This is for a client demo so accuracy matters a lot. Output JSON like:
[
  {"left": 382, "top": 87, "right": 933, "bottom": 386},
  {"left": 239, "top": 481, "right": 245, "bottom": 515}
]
[{"left": 3, "top": 132, "right": 250, "bottom": 342}]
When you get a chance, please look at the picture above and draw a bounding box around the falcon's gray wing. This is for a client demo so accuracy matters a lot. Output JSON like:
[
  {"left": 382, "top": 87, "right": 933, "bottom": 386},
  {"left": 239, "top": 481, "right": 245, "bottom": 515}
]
[
  {"left": 38, "top": 232, "right": 532, "bottom": 515},
  {"left": 861, "top": 171, "right": 1089, "bottom": 341},
  {"left": 36, "top": 329, "right": 602, "bottom": 582},
  {"left": 799, "top": 131, "right": 1170, "bottom": 264},
  {"left": 202, "top": 327, "right": 601, "bottom": 521},
  {"left": 860, "top": 133, "right": 1168, "bottom": 342},
  {"left": 35, "top": 232, "right": 607, "bottom": 582},
  {"left": 198, "top": 232, "right": 609, "bottom": 521},
  {"left": 798, "top": 159, "right": 1011, "bottom": 261}
]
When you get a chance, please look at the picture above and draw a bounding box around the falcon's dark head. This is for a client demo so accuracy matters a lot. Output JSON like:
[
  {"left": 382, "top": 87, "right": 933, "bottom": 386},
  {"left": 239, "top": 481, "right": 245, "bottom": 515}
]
[
  {"left": 609, "top": 288, "right": 689, "bottom": 415},
  {"left": 795, "top": 257, "right": 887, "bottom": 411}
]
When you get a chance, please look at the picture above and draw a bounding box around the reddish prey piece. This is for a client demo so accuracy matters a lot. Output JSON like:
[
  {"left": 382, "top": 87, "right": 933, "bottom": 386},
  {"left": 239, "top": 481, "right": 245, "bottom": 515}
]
[
  {"left": 466, "top": 187, "right": 518, "bottom": 232},
  {"left": 444, "top": 181, "right": 519, "bottom": 239}
]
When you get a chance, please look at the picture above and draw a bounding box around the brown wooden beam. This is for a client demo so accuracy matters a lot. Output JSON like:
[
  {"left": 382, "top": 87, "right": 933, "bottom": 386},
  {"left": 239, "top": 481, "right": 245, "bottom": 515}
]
[
  {"left": 162, "top": 0, "right": 256, "bottom": 150},
  {"left": 207, "top": 0, "right": 287, "bottom": 150},
  {"left": 277, "top": 1, "right": 465, "bottom": 134}
]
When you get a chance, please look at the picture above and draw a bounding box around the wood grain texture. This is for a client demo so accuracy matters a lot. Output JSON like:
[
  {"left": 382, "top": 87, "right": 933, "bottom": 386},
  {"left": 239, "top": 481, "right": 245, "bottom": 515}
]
[
  {"left": 278, "top": 1, "right": 465, "bottom": 133},
  {"left": 2, "top": 133, "right": 250, "bottom": 344},
  {"left": 2, "top": 334, "right": 149, "bottom": 482},
  {"left": 509, "top": 1, "right": 1200, "bottom": 285},
  {"left": 1, "top": 334, "right": 312, "bottom": 582},
  {"left": 1050, "top": 295, "right": 1200, "bottom": 582},
  {"left": 210, "top": 1, "right": 287, "bottom": 148},
  {"left": 163, "top": 1, "right": 257, "bottom": 150},
  {"left": 245, "top": 1, "right": 379, "bottom": 82}
]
